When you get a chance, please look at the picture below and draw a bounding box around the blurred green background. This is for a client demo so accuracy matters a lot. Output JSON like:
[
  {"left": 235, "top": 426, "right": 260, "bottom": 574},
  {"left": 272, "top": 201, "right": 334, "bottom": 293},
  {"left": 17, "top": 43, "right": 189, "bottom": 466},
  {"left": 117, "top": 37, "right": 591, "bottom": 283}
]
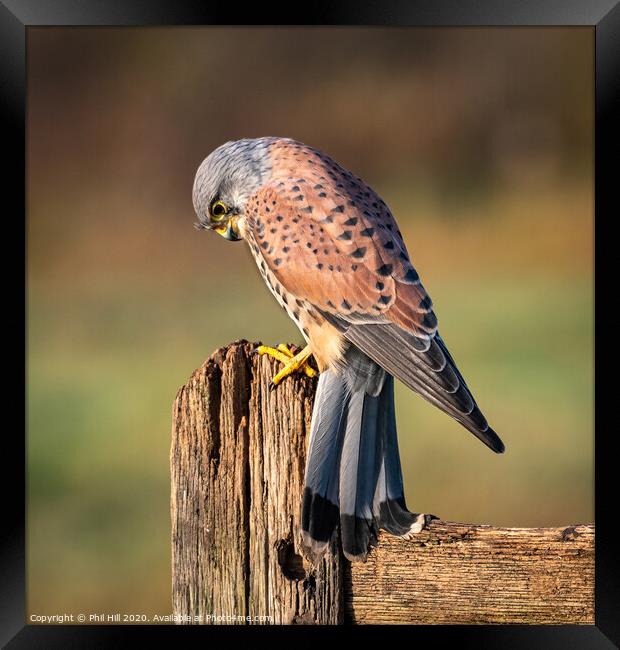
[{"left": 27, "top": 28, "right": 593, "bottom": 618}]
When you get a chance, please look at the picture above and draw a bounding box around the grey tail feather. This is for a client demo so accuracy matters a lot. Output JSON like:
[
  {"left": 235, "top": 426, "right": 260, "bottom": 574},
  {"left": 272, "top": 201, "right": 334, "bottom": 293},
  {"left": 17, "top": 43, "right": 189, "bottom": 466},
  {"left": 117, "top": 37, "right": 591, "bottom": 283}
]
[
  {"left": 373, "top": 375, "right": 426, "bottom": 539},
  {"left": 301, "top": 368, "right": 348, "bottom": 558},
  {"left": 302, "top": 348, "right": 423, "bottom": 562}
]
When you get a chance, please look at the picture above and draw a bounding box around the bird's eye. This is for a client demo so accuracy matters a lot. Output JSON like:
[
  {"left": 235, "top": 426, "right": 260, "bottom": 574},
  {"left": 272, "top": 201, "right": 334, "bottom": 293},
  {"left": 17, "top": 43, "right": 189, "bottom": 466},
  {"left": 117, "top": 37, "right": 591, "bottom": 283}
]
[{"left": 210, "top": 200, "right": 227, "bottom": 220}]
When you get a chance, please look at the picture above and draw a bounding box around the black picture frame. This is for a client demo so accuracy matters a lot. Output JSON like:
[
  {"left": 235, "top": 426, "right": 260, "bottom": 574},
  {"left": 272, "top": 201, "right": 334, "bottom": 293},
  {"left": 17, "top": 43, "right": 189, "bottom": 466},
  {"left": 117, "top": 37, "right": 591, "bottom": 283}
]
[{"left": 3, "top": 1, "right": 615, "bottom": 647}]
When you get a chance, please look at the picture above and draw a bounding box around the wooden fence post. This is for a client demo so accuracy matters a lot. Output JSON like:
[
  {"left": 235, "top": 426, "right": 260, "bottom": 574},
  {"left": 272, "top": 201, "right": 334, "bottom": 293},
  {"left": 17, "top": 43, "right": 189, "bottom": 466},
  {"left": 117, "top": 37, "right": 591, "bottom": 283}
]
[{"left": 170, "top": 341, "right": 594, "bottom": 625}]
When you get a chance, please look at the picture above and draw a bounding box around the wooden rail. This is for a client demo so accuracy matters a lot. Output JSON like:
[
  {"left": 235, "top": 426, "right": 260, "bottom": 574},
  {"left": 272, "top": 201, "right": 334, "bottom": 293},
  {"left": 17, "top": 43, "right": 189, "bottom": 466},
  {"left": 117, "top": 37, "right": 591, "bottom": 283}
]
[{"left": 170, "top": 341, "right": 594, "bottom": 625}]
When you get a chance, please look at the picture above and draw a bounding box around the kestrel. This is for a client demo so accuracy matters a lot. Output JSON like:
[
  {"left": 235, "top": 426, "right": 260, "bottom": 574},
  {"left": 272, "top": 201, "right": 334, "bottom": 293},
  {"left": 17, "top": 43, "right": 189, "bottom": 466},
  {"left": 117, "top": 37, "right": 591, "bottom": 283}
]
[{"left": 193, "top": 137, "right": 504, "bottom": 562}]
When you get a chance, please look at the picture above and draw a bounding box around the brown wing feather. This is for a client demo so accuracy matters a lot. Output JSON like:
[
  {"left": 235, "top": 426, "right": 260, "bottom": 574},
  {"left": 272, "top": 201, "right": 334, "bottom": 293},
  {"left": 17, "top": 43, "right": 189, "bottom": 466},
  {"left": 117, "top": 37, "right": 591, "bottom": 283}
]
[
  {"left": 244, "top": 142, "right": 436, "bottom": 337},
  {"left": 244, "top": 142, "right": 503, "bottom": 453}
]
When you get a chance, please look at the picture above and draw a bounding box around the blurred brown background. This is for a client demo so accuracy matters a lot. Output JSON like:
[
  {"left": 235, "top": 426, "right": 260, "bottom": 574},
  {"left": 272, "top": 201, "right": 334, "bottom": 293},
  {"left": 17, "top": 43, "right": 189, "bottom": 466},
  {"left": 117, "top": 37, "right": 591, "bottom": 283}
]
[{"left": 27, "top": 27, "right": 593, "bottom": 618}]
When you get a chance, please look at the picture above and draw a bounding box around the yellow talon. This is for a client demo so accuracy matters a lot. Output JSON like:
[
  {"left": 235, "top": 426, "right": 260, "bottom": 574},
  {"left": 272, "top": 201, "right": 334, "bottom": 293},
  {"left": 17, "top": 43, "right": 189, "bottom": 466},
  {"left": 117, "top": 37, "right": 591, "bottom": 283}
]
[
  {"left": 277, "top": 343, "right": 295, "bottom": 357},
  {"left": 256, "top": 345, "right": 293, "bottom": 365},
  {"left": 256, "top": 344, "right": 317, "bottom": 384}
]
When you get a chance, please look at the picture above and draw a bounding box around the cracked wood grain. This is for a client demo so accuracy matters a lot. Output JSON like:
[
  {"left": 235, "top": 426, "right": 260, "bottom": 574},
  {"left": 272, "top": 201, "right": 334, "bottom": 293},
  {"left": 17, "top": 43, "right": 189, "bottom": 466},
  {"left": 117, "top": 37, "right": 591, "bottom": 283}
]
[
  {"left": 171, "top": 340, "right": 343, "bottom": 625},
  {"left": 346, "top": 523, "right": 594, "bottom": 624},
  {"left": 170, "top": 341, "right": 594, "bottom": 625}
]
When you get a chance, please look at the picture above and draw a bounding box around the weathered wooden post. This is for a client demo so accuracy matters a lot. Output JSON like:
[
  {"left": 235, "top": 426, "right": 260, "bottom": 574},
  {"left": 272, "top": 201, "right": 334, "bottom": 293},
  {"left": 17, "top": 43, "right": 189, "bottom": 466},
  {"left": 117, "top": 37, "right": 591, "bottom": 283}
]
[
  {"left": 170, "top": 341, "right": 594, "bottom": 625},
  {"left": 170, "top": 340, "right": 343, "bottom": 624}
]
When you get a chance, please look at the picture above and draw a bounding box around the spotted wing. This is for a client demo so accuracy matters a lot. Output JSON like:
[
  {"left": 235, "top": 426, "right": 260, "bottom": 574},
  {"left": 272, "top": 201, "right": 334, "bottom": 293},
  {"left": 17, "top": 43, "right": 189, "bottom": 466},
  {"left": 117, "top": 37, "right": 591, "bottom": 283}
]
[{"left": 246, "top": 149, "right": 503, "bottom": 453}]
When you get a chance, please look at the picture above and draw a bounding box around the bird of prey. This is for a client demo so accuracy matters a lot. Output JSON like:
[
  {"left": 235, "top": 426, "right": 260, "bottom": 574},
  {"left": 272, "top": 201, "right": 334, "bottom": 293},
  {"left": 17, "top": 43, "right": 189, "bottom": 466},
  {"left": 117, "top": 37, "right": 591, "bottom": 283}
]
[{"left": 192, "top": 137, "right": 504, "bottom": 562}]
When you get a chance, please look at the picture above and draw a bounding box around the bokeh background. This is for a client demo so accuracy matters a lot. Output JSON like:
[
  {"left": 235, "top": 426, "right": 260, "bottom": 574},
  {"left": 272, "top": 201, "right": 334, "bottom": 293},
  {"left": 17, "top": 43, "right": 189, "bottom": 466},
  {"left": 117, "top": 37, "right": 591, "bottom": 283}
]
[{"left": 27, "top": 28, "right": 593, "bottom": 618}]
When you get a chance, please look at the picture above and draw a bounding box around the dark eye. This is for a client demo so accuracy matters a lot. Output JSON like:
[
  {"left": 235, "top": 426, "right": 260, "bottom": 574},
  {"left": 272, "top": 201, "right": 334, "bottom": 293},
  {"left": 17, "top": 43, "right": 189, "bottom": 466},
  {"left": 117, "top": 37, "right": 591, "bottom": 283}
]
[{"left": 210, "top": 200, "right": 227, "bottom": 220}]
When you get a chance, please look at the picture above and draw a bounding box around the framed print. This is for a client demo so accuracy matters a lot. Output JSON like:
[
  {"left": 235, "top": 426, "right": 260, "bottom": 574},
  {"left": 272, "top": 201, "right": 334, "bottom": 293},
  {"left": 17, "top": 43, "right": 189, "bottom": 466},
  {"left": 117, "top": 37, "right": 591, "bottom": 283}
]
[{"left": 3, "top": 1, "right": 616, "bottom": 647}]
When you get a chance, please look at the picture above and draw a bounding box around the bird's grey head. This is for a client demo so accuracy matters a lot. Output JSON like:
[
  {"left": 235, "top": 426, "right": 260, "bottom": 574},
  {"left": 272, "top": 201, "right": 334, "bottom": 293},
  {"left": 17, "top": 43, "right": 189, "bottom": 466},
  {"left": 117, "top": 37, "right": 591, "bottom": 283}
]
[{"left": 192, "top": 137, "right": 277, "bottom": 241}]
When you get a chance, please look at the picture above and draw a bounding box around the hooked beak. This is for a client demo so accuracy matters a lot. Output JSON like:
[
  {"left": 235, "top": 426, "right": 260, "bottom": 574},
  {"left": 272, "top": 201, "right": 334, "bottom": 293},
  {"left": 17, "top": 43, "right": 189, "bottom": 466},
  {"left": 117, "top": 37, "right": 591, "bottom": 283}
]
[{"left": 213, "top": 216, "right": 241, "bottom": 241}]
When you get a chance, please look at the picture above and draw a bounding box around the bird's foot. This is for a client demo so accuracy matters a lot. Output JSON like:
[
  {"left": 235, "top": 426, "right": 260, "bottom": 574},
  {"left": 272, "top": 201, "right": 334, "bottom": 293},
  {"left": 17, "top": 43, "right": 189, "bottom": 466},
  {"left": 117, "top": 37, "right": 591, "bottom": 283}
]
[{"left": 256, "top": 343, "right": 317, "bottom": 386}]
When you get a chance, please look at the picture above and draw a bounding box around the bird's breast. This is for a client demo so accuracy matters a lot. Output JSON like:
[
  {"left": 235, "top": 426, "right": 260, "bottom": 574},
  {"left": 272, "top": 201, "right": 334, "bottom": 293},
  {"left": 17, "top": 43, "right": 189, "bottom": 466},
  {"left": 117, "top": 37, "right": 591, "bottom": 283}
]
[{"left": 245, "top": 235, "right": 346, "bottom": 372}]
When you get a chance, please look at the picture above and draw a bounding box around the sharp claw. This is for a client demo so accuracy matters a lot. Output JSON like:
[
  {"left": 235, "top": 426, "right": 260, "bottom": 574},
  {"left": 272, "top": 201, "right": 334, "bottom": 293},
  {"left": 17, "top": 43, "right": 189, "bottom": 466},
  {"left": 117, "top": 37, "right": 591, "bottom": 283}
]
[
  {"left": 269, "top": 381, "right": 278, "bottom": 392},
  {"left": 255, "top": 343, "right": 317, "bottom": 383}
]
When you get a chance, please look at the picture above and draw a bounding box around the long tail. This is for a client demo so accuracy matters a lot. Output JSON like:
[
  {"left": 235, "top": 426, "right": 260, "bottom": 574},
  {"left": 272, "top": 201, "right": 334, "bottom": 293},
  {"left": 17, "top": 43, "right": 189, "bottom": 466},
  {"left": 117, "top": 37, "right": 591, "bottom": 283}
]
[{"left": 301, "top": 347, "right": 424, "bottom": 561}]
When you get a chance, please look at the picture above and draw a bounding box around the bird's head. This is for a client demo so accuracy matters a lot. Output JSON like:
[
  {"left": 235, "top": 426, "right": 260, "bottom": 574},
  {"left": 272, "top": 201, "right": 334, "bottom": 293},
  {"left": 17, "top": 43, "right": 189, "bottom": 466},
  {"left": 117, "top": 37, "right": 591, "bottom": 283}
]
[{"left": 192, "top": 137, "right": 277, "bottom": 241}]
